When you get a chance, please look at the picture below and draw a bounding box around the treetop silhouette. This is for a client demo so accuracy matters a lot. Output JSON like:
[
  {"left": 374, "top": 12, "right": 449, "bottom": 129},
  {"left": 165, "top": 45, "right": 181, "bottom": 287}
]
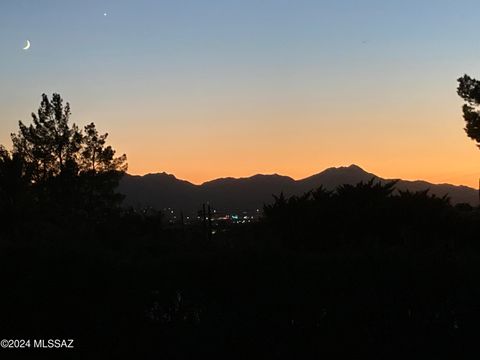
[
  {"left": 10, "top": 93, "right": 127, "bottom": 182},
  {"left": 1, "top": 93, "right": 128, "bottom": 217},
  {"left": 457, "top": 74, "right": 480, "bottom": 147}
]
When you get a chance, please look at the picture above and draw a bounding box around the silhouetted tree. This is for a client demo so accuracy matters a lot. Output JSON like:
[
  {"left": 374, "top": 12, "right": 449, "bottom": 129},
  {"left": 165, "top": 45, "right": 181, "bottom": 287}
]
[
  {"left": 457, "top": 74, "right": 480, "bottom": 146},
  {"left": 11, "top": 93, "right": 82, "bottom": 182},
  {"left": 0, "top": 146, "right": 30, "bottom": 220},
  {"left": 4, "top": 93, "right": 128, "bottom": 218},
  {"left": 81, "top": 122, "right": 127, "bottom": 173}
]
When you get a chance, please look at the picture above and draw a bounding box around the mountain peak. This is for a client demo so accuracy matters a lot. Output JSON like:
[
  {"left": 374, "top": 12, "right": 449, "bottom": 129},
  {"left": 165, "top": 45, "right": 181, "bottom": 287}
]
[
  {"left": 347, "top": 164, "right": 364, "bottom": 171},
  {"left": 322, "top": 164, "right": 367, "bottom": 173},
  {"left": 119, "top": 166, "right": 478, "bottom": 212}
]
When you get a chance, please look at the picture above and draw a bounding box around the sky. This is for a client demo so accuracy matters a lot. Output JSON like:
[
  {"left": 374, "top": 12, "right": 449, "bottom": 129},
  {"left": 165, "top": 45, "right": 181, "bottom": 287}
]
[{"left": 1, "top": 0, "right": 480, "bottom": 187}]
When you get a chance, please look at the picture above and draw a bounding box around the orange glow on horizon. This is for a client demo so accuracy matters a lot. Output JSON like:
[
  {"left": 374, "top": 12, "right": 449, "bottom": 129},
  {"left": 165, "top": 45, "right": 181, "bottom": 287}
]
[
  {"left": 105, "top": 95, "right": 480, "bottom": 189},
  {"left": 126, "top": 161, "right": 480, "bottom": 189}
]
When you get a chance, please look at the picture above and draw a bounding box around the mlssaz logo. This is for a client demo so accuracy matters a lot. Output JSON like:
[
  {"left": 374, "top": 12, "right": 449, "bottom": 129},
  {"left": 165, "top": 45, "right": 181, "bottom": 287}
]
[{"left": 34, "top": 339, "right": 74, "bottom": 349}]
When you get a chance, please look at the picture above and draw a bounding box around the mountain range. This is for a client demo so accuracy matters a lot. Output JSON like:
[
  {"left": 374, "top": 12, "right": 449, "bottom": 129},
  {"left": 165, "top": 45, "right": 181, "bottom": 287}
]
[{"left": 118, "top": 165, "right": 478, "bottom": 213}]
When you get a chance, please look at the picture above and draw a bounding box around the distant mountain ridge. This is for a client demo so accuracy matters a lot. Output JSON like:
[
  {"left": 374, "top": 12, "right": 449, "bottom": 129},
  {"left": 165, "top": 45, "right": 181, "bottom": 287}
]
[{"left": 118, "top": 165, "right": 478, "bottom": 213}]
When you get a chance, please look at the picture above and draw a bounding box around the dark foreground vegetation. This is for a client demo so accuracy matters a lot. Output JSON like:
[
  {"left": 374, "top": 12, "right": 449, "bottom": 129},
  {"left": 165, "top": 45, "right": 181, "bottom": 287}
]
[
  {"left": 2, "top": 178, "right": 480, "bottom": 358},
  {"left": 2, "top": 89, "right": 480, "bottom": 357}
]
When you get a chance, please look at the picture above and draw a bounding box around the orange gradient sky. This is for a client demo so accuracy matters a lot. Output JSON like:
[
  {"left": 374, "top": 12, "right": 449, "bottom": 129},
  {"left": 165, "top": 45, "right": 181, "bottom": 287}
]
[{"left": 2, "top": 1, "right": 480, "bottom": 188}]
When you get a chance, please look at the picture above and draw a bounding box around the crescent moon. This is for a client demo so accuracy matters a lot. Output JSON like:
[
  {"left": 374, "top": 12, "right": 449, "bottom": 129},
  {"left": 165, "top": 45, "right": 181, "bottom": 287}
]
[{"left": 23, "top": 40, "right": 30, "bottom": 50}]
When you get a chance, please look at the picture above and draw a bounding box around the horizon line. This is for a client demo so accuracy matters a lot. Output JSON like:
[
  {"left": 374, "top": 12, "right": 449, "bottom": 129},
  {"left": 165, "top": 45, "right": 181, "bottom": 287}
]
[{"left": 124, "top": 164, "right": 478, "bottom": 189}]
